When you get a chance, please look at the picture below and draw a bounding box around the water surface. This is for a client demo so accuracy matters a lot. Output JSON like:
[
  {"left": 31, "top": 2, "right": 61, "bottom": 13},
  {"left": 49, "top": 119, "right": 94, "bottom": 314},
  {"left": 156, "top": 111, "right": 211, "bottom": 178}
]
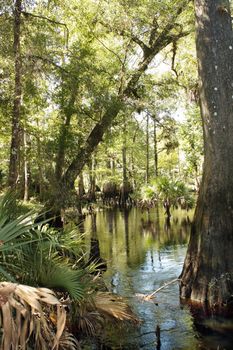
[{"left": 84, "top": 207, "right": 233, "bottom": 350}]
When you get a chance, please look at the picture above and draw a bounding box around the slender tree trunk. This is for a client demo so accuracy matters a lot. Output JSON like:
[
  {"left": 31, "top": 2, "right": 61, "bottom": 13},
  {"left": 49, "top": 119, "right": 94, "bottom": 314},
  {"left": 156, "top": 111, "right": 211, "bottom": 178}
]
[
  {"left": 120, "top": 118, "right": 128, "bottom": 206},
  {"left": 36, "top": 130, "right": 44, "bottom": 200},
  {"left": 131, "top": 120, "right": 138, "bottom": 189},
  {"left": 23, "top": 130, "right": 28, "bottom": 201},
  {"left": 146, "top": 114, "right": 150, "bottom": 183},
  {"left": 55, "top": 90, "right": 76, "bottom": 181},
  {"left": 180, "top": 0, "right": 233, "bottom": 310},
  {"left": 121, "top": 147, "right": 127, "bottom": 203},
  {"left": 111, "top": 157, "right": 115, "bottom": 176},
  {"left": 8, "top": 0, "right": 22, "bottom": 188},
  {"left": 78, "top": 172, "right": 85, "bottom": 198},
  {"left": 153, "top": 118, "right": 158, "bottom": 177},
  {"left": 122, "top": 133, "right": 127, "bottom": 185},
  {"left": 106, "top": 157, "right": 111, "bottom": 171},
  {"left": 88, "top": 155, "right": 97, "bottom": 201},
  {"left": 131, "top": 152, "right": 136, "bottom": 189}
]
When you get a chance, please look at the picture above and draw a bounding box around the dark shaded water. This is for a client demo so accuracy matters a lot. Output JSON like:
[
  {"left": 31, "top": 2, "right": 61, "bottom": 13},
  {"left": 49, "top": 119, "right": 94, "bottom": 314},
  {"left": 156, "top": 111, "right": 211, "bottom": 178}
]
[{"left": 84, "top": 207, "right": 233, "bottom": 350}]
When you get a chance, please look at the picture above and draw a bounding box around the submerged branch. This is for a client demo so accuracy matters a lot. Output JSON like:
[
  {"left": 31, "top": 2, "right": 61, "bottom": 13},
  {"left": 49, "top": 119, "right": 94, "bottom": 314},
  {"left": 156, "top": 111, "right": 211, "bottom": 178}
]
[{"left": 135, "top": 278, "right": 180, "bottom": 301}]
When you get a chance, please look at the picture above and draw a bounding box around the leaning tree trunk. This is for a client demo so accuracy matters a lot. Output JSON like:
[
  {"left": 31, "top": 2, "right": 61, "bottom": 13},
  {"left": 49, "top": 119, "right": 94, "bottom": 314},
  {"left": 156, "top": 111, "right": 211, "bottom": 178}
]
[
  {"left": 8, "top": 0, "right": 22, "bottom": 188},
  {"left": 48, "top": 1, "right": 190, "bottom": 215},
  {"left": 180, "top": 0, "right": 233, "bottom": 310}
]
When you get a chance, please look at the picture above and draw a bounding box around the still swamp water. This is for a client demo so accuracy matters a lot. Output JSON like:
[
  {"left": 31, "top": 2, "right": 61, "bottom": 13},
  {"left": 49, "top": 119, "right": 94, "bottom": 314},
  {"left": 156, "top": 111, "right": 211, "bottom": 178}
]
[{"left": 82, "top": 207, "right": 233, "bottom": 350}]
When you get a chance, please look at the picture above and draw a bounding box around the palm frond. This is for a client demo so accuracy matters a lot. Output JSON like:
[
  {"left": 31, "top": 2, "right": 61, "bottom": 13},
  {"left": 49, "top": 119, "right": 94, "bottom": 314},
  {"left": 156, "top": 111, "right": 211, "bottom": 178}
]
[
  {"left": 0, "top": 210, "right": 51, "bottom": 282},
  {"left": 0, "top": 265, "right": 17, "bottom": 283},
  {"left": 0, "top": 282, "right": 68, "bottom": 350},
  {"left": 17, "top": 233, "right": 94, "bottom": 302},
  {"left": 38, "top": 261, "right": 86, "bottom": 301},
  {"left": 94, "top": 292, "right": 139, "bottom": 324},
  {"left": 0, "top": 190, "right": 18, "bottom": 222},
  {"left": 58, "top": 332, "right": 79, "bottom": 349},
  {"left": 73, "top": 302, "right": 103, "bottom": 336},
  {"left": 71, "top": 291, "right": 139, "bottom": 338}
]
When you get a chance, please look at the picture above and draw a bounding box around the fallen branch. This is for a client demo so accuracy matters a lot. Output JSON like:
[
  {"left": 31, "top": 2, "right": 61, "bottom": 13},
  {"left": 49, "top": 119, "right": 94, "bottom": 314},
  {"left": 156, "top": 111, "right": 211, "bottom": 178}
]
[{"left": 135, "top": 278, "right": 180, "bottom": 301}]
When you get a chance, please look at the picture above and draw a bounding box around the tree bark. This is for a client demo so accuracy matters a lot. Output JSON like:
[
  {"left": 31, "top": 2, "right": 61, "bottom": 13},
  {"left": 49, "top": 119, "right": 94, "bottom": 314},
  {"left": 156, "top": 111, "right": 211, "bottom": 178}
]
[
  {"left": 180, "top": 0, "right": 233, "bottom": 310},
  {"left": 8, "top": 0, "right": 22, "bottom": 188}
]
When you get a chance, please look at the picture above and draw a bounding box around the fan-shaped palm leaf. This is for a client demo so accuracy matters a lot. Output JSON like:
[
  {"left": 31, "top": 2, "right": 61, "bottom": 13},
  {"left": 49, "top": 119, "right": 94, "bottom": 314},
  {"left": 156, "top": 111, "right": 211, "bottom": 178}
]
[
  {"left": 17, "top": 237, "right": 89, "bottom": 301},
  {"left": 71, "top": 291, "right": 139, "bottom": 338},
  {"left": 58, "top": 332, "right": 79, "bottom": 350},
  {"left": 94, "top": 292, "right": 139, "bottom": 323},
  {"left": 38, "top": 261, "right": 86, "bottom": 301},
  {"left": 0, "top": 282, "right": 71, "bottom": 350}
]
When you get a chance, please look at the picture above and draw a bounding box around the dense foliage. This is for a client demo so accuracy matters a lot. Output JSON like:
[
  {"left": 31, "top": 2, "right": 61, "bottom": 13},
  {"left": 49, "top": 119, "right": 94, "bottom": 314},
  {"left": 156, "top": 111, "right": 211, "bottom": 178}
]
[{"left": 0, "top": 0, "right": 202, "bottom": 208}]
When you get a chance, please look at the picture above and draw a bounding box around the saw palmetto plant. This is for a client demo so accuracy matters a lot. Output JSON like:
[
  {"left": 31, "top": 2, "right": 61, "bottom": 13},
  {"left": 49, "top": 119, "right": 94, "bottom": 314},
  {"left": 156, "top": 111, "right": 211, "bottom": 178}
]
[
  {"left": 0, "top": 192, "right": 91, "bottom": 301},
  {"left": 0, "top": 192, "right": 47, "bottom": 281},
  {"left": 17, "top": 225, "right": 99, "bottom": 302},
  {"left": 71, "top": 289, "right": 139, "bottom": 339},
  {"left": 94, "top": 292, "right": 139, "bottom": 323},
  {"left": 0, "top": 192, "right": 138, "bottom": 348},
  {"left": 0, "top": 282, "right": 70, "bottom": 350},
  {"left": 0, "top": 193, "right": 79, "bottom": 349}
]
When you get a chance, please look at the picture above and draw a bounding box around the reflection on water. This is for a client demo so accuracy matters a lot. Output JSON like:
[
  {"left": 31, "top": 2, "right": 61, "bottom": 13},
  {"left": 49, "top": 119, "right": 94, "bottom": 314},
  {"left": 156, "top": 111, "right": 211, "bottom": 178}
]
[{"left": 83, "top": 207, "right": 233, "bottom": 350}]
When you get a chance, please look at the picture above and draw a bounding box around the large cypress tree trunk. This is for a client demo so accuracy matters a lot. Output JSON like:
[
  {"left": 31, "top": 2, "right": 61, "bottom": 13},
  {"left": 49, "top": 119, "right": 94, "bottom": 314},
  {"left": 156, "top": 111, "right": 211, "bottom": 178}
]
[
  {"left": 180, "top": 0, "right": 233, "bottom": 309},
  {"left": 8, "top": 0, "right": 22, "bottom": 188}
]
